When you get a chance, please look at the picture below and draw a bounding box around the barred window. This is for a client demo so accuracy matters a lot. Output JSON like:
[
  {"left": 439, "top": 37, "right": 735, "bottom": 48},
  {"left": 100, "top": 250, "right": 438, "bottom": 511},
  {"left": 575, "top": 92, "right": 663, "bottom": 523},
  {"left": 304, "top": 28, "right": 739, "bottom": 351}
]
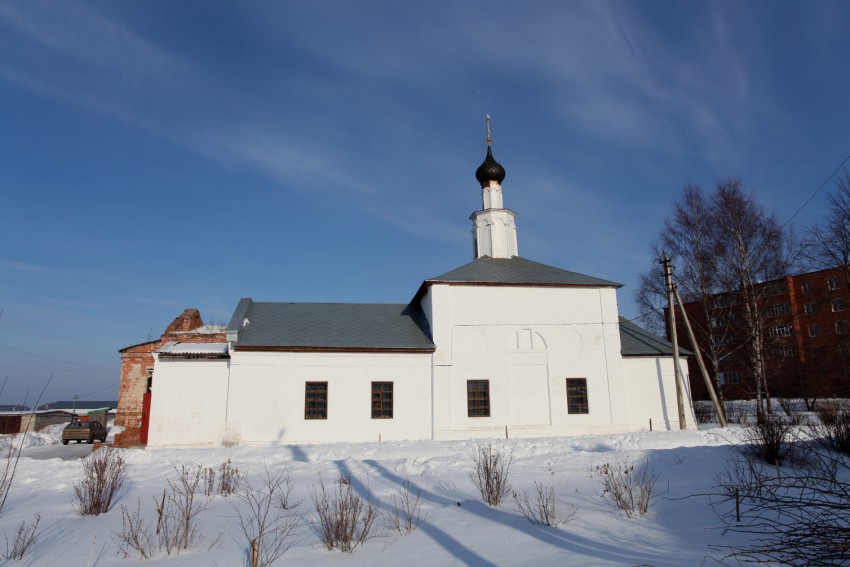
[
  {"left": 719, "top": 371, "right": 742, "bottom": 385},
  {"left": 305, "top": 382, "right": 328, "bottom": 419},
  {"left": 467, "top": 380, "right": 490, "bottom": 417},
  {"left": 769, "top": 324, "right": 793, "bottom": 338},
  {"left": 566, "top": 378, "right": 589, "bottom": 414},
  {"left": 765, "top": 303, "right": 791, "bottom": 317},
  {"left": 371, "top": 382, "right": 393, "bottom": 419}
]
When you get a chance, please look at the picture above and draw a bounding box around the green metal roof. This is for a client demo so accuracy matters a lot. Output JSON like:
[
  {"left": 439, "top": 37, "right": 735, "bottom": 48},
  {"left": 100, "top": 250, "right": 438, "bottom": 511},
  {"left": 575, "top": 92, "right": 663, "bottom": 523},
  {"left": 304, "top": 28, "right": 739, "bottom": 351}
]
[
  {"left": 228, "top": 300, "right": 434, "bottom": 351},
  {"left": 618, "top": 317, "right": 692, "bottom": 357},
  {"left": 427, "top": 256, "right": 622, "bottom": 287}
]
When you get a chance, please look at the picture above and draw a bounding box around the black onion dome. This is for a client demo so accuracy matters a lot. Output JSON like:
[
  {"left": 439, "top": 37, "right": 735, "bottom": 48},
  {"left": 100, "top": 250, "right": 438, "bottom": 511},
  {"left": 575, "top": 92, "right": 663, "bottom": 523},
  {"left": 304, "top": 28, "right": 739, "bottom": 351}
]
[{"left": 475, "top": 146, "right": 506, "bottom": 185}]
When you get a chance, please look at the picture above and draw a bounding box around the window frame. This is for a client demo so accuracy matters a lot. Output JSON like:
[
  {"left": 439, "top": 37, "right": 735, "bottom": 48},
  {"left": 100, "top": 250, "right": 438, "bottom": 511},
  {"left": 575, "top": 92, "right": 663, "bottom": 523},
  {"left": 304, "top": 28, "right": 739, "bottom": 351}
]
[
  {"left": 801, "top": 282, "right": 813, "bottom": 296},
  {"left": 808, "top": 323, "right": 821, "bottom": 337},
  {"left": 832, "top": 299, "right": 845, "bottom": 313},
  {"left": 566, "top": 378, "right": 589, "bottom": 414},
  {"left": 371, "top": 381, "right": 393, "bottom": 419},
  {"left": 769, "top": 324, "right": 794, "bottom": 338},
  {"left": 719, "top": 371, "right": 742, "bottom": 385},
  {"left": 305, "top": 381, "right": 328, "bottom": 420},
  {"left": 467, "top": 380, "right": 491, "bottom": 417},
  {"left": 828, "top": 277, "right": 840, "bottom": 291},
  {"left": 804, "top": 303, "right": 816, "bottom": 316}
]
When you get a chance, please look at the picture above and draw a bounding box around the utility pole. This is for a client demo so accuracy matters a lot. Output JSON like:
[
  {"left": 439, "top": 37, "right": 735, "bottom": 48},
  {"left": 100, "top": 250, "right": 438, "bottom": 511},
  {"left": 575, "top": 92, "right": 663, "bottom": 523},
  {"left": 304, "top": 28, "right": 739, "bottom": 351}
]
[
  {"left": 673, "top": 284, "right": 727, "bottom": 427},
  {"left": 662, "top": 256, "right": 686, "bottom": 430}
]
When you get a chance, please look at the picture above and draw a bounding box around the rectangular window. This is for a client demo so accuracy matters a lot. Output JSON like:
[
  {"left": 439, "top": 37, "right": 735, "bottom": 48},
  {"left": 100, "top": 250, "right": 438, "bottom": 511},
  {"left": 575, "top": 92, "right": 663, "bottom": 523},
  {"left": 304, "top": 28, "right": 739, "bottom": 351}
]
[
  {"left": 566, "top": 378, "right": 589, "bottom": 414},
  {"left": 766, "top": 282, "right": 787, "bottom": 296},
  {"left": 765, "top": 303, "right": 791, "bottom": 317},
  {"left": 836, "top": 320, "right": 849, "bottom": 335},
  {"left": 371, "top": 382, "right": 393, "bottom": 419},
  {"left": 804, "top": 303, "right": 816, "bottom": 316},
  {"left": 808, "top": 323, "right": 821, "bottom": 337},
  {"left": 467, "top": 380, "right": 490, "bottom": 417},
  {"left": 719, "top": 371, "right": 742, "bottom": 385},
  {"left": 769, "top": 324, "right": 794, "bottom": 338},
  {"left": 711, "top": 333, "right": 731, "bottom": 346},
  {"left": 832, "top": 299, "right": 845, "bottom": 312},
  {"left": 305, "top": 382, "right": 328, "bottom": 419},
  {"left": 828, "top": 277, "right": 840, "bottom": 291},
  {"left": 801, "top": 282, "right": 813, "bottom": 296},
  {"left": 767, "top": 345, "right": 795, "bottom": 359}
]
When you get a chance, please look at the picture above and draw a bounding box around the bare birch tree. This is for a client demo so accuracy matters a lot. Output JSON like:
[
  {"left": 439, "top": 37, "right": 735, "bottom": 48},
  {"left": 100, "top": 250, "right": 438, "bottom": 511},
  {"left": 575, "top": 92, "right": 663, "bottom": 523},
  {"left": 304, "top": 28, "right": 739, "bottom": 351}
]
[
  {"left": 711, "top": 179, "right": 793, "bottom": 419},
  {"left": 635, "top": 179, "right": 795, "bottom": 416},
  {"left": 803, "top": 170, "right": 850, "bottom": 285}
]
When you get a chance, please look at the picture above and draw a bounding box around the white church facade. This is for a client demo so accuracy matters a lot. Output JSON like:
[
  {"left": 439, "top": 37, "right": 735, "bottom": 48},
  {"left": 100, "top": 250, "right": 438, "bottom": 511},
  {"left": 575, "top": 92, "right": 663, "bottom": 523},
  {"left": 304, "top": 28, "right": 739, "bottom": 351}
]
[{"left": 146, "top": 139, "right": 695, "bottom": 447}]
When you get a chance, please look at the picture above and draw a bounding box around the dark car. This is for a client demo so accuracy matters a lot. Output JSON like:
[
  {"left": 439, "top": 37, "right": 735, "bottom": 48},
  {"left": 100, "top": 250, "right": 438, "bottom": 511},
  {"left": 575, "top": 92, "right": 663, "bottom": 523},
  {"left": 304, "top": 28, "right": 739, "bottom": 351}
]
[{"left": 61, "top": 420, "right": 107, "bottom": 444}]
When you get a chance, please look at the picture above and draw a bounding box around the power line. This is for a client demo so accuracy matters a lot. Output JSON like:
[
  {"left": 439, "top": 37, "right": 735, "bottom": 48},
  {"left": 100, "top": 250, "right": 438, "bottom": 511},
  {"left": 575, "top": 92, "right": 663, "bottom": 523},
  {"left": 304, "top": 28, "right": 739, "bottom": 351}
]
[
  {"left": 783, "top": 149, "right": 850, "bottom": 227},
  {"left": 0, "top": 344, "right": 116, "bottom": 371},
  {"left": 79, "top": 381, "right": 120, "bottom": 398}
]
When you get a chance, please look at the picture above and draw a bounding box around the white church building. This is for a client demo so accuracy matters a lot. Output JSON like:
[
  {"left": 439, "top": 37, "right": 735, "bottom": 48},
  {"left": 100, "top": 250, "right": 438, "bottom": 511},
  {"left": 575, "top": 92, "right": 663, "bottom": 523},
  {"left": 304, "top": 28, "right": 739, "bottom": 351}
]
[{"left": 146, "top": 139, "right": 695, "bottom": 447}]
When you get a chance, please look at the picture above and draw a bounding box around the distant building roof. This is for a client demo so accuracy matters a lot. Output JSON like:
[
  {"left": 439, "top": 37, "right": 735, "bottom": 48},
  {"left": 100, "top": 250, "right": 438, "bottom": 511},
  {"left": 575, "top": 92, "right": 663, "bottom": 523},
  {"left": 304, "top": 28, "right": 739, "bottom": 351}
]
[
  {"left": 158, "top": 342, "right": 230, "bottom": 359},
  {"left": 37, "top": 401, "right": 117, "bottom": 411},
  {"left": 426, "top": 256, "right": 622, "bottom": 288},
  {"left": 619, "top": 317, "right": 692, "bottom": 357},
  {"left": 228, "top": 300, "right": 434, "bottom": 352}
]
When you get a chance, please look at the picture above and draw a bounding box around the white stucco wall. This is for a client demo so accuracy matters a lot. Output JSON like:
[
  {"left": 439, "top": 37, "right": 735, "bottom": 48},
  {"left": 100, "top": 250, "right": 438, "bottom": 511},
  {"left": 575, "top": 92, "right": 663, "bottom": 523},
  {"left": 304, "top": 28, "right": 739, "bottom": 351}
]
[
  {"left": 224, "top": 351, "right": 432, "bottom": 445},
  {"left": 622, "top": 356, "right": 697, "bottom": 431},
  {"left": 424, "top": 283, "right": 640, "bottom": 439},
  {"left": 147, "top": 357, "right": 230, "bottom": 448}
]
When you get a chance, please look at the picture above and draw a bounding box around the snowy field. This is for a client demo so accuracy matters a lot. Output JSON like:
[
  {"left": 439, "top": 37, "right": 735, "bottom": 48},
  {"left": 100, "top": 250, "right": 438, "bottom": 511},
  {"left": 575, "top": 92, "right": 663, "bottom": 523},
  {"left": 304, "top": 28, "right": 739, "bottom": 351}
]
[{"left": 0, "top": 425, "right": 774, "bottom": 566}]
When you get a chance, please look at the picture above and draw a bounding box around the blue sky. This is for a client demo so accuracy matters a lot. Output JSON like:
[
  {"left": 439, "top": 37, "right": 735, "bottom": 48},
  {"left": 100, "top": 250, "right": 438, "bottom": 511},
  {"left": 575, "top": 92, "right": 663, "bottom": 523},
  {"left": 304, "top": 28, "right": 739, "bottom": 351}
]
[{"left": 1, "top": 1, "right": 849, "bottom": 406}]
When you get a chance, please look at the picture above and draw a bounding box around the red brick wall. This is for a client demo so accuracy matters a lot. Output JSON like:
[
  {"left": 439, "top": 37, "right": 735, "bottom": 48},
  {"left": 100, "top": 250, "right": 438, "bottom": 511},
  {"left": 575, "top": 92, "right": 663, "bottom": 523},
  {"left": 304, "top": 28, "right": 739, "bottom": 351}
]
[{"left": 114, "top": 309, "right": 225, "bottom": 445}]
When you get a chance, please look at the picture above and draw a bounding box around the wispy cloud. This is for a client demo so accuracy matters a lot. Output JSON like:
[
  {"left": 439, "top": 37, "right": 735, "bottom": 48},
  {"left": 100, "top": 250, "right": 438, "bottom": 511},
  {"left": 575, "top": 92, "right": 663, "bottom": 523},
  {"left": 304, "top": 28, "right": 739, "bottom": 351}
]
[
  {"left": 0, "top": 258, "right": 58, "bottom": 274},
  {"left": 0, "top": 2, "right": 189, "bottom": 80}
]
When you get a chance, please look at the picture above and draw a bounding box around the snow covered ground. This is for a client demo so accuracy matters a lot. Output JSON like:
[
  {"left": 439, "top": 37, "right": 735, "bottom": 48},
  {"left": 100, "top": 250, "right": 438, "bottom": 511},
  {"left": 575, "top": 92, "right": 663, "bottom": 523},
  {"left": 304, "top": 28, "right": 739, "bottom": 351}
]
[{"left": 0, "top": 426, "right": 763, "bottom": 566}]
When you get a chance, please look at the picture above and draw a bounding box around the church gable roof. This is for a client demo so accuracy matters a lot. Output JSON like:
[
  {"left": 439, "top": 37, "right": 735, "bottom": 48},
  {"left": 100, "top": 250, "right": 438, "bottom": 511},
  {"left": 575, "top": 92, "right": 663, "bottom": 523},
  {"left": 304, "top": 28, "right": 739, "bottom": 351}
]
[
  {"left": 427, "top": 256, "right": 622, "bottom": 288},
  {"left": 618, "top": 317, "right": 691, "bottom": 357},
  {"left": 228, "top": 300, "right": 434, "bottom": 352}
]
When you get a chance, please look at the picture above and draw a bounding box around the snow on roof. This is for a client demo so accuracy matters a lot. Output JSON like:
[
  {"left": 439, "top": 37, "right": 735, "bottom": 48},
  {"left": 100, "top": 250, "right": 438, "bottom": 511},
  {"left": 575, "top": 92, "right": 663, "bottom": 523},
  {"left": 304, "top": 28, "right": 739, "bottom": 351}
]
[
  {"left": 158, "top": 342, "right": 229, "bottom": 355},
  {"left": 171, "top": 324, "right": 226, "bottom": 335}
]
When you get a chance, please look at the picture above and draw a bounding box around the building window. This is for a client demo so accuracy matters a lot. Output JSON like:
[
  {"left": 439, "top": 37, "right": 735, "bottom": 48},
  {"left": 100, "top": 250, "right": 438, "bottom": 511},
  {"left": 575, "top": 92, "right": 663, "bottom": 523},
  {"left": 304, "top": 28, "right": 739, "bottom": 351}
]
[
  {"left": 832, "top": 299, "right": 845, "bottom": 312},
  {"left": 145, "top": 367, "right": 154, "bottom": 394},
  {"left": 711, "top": 333, "right": 731, "bottom": 346},
  {"left": 765, "top": 303, "right": 791, "bottom": 317},
  {"left": 467, "top": 380, "right": 490, "bottom": 417},
  {"left": 305, "top": 382, "right": 328, "bottom": 419},
  {"left": 836, "top": 320, "right": 849, "bottom": 335},
  {"left": 719, "top": 371, "right": 742, "bottom": 385},
  {"left": 767, "top": 345, "right": 796, "bottom": 359},
  {"left": 804, "top": 303, "right": 816, "bottom": 316},
  {"left": 371, "top": 382, "right": 393, "bottom": 419},
  {"left": 566, "top": 378, "right": 589, "bottom": 414},
  {"left": 766, "top": 282, "right": 787, "bottom": 296},
  {"left": 769, "top": 324, "right": 794, "bottom": 338},
  {"left": 808, "top": 323, "right": 821, "bottom": 337},
  {"left": 801, "top": 282, "right": 813, "bottom": 295},
  {"left": 828, "top": 277, "right": 840, "bottom": 291}
]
